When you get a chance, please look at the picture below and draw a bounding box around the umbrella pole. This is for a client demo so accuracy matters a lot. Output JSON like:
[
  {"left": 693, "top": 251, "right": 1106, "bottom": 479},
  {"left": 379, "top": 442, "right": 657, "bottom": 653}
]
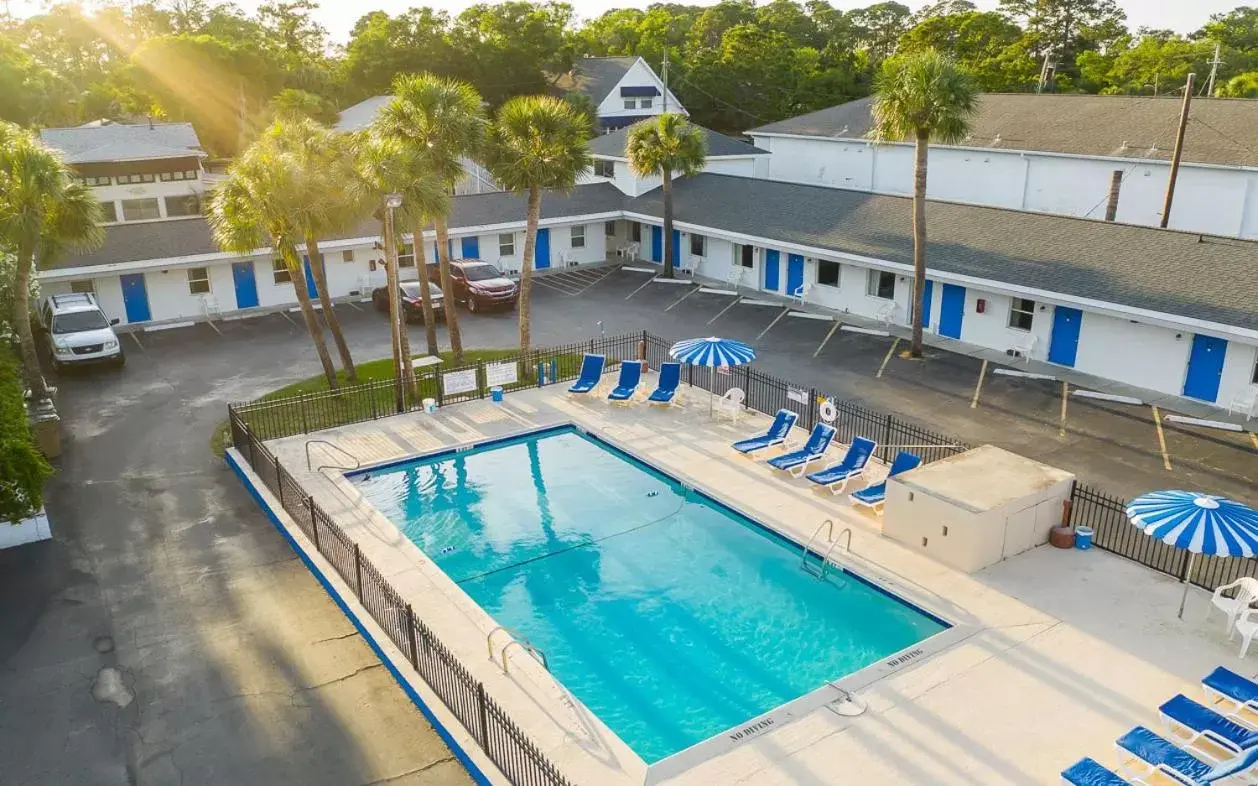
[
  {"left": 1178, "top": 552, "right": 1196, "bottom": 620},
  {"left": 709, "top": 366, "right": 715, "bottom": 416}
]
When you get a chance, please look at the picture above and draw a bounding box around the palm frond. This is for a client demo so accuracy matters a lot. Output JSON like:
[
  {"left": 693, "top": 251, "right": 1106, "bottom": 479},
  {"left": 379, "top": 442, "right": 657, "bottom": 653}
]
[
  {"left": 625, "top": 113, "right": 708, "bottom": 179},
  {"left": 869, "top": 49, "right": 978, "bottom": 145},
  {"left": 376, "top": 73, "right": 489, "bottom": 189},
  {"left": 483, "top": 95, "right": 593, "bottom": 195}
]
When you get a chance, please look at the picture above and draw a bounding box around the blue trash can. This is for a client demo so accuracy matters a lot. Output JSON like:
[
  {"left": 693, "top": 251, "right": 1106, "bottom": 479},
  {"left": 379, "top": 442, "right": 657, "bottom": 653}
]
[
  {"left": 1075, "top": 526, "right": 1094, "bottom": 550},
  {"left": 490, "top": 386, "right": 504, "bottom": 403}
]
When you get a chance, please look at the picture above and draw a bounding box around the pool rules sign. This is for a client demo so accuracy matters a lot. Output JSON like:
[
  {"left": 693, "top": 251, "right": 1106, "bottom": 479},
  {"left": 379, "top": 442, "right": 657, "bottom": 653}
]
[{"left": 442, "top": 369, "right": 478, "bottom": 396}]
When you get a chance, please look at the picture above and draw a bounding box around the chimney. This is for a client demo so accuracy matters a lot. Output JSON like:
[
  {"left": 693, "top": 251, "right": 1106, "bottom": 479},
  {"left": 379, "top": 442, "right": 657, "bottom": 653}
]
[{"left": 1104, "top": 169, "right": 1123, "bottom": 221}]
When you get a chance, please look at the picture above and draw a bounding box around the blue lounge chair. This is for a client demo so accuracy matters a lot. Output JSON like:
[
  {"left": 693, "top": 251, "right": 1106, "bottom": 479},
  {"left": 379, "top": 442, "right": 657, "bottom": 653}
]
[
  {"left": 648, "top": 362, "right": 682, "bottom": 405},
  {"left": 1160, "top": 693, "right": 1258, "bottom": 761},
  {"left": 767, "top": 423, "right": 836, "bottom": 477},
  {"left": 732, "top": 409, "right": 798, "bottom": 455},
  {"left": 805, "top": 437, "right": 878, "bottom": 494},
  {"left": 567, "top": 353, "right": 605, "bottom": 394},
  {"left": 1060, "top": 757, "right": 1134, "bottom": 785},
  {"left": 1202, "top": 667, "right": 1258, "bottom": 720},
  {"left": 849, "top": 451, "right": 922, "bottom": 509},
  {"left": 1202, "top": 744, "right": 1258, "bottom": 783},
  {"left": 1116, "top": 726, "right": 1213, "bottom": 785},
  {"left": 607, "top": 361, "right": 643, "bottom": 402}
]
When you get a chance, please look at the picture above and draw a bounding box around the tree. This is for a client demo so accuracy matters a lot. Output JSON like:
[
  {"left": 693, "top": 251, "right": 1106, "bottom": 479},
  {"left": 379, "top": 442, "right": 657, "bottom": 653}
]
[
  {"left": 626, "top": 115, "right": 707, "bottom": 279},
  {"left": 1219, "top": 72, "right": 1258, "bottom": 98},
  {"left": 0, "top": 348, "right": 53, "bottom": 523},
  {"left": 449, "top": 2, "right": 574, "bottom": 105},
  {"left": 0, "top": 123, "right": 103, "bottom": 402},
  {"left": 899, "top": 11, "right": 1031, "bottom": 90},
  {"left": 375, "top": 74, "right": 488, "bottom": 363},
  {"left": 209, "top": 131, "right": 339, "bottom": 389},
  {"left": 341, "top": 9, "right": 455, "bottom": 101},
  {"left": 354, "top": 134, "right": 451, "bottom": 388},
  {"left": 260, "top": 118, "right": 359, "bottom": 381},
  {"left": 483, "top": 96, "right": 591, "bottom": 358},
  {"left": 850, "top": 2, "right": 913, "bottom": 61},
  {"left": 999, "top": 0, "right": 1127, "bottom": 82},
  {"left": 870, "top": 50, "right": 977, "bottom": 359},
  {"left": 268, "top": 88, "right": 337, "bottom": 123}
]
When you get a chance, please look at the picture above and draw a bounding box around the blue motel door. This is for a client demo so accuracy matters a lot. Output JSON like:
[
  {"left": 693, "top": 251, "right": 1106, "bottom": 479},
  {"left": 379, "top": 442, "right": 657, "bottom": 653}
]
[
  {"left": 232, "top": 261, "right": 259, "bottom": 309},
  {"left": 1182, "top": 334, "right": 1228, "bottom": 402},
  {"left": 1048, "top": 306, "right": 1082, "bottom": 367},
  {"left": 671, "top": 230, "right": 682, "bottom": 268},
  {"left": 120, "top": 273, "right": 151, "bottom": 323},
  {"left": 786, "top": 254, "right": 804, "bottom": 296},
  {"left": 534, "top": 228, "right": 550, "bottom": 269},
  {"left": 763, "top": 250, "right": 780, "bottom": 291},
  {"left": 302, "top": 257, "right": 318, "bottom": 299},
  {"left": 461, "top": 236, "right": 479, "bottom": 259},
  {"left": 920, "top": 280, "right": 934, "bottom": 330},
  {"left": 650, "top": 226, "right": 662, "bottom": 263},
  {"left": 938, "top": 284, "right": 965, "bottom": 339}
]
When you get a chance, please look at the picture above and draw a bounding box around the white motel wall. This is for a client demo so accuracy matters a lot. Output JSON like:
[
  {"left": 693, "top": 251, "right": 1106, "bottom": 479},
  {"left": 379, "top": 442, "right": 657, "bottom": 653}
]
[{"left": 748, "top": 134, "right": 1258, "bottom": 239}]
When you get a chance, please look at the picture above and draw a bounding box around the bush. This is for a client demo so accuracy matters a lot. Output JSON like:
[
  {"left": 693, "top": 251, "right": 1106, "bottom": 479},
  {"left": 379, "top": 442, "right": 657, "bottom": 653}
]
[{"left": 0, "top": 348, "right": 52, "bottom": 522}]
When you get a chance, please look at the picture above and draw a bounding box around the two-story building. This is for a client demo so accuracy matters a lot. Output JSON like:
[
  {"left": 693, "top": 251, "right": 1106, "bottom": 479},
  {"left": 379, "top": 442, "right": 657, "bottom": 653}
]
[
  {"left": 747, "top": 93, "right": 1258, "bottom": 239},
  {"left": 553, "top": 56, "right": 686, "bottom": 131}
]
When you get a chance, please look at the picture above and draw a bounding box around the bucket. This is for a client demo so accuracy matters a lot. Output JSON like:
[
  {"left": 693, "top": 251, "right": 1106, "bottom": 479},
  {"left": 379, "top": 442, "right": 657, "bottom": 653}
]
[
  {"left": 1075, "top": 526, "right": 1094, "bottom": 550},
  {"left": 490, "top": 386, "right": 504, "bottom": 403},
  {"left": 422, "top": 398, "right": 437, "bottom": 414}
]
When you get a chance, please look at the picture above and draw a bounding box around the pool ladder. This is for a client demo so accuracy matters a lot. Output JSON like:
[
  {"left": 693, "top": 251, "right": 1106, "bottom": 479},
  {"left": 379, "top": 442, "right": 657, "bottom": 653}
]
[
  {"left": 305, "top": 439, "right": 361, "bottom": 473},
  {"left": 486, "top": 626, "right": 549, "bottom": 675},
  {"left": 801, "top": 519, "right": 852, "bottom": 580}
]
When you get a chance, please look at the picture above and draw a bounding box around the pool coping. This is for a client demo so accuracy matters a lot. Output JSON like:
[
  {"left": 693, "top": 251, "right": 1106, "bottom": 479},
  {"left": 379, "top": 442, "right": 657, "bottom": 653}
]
[{"left": 338, "top": 419, "right": 979, "bottom": 782}]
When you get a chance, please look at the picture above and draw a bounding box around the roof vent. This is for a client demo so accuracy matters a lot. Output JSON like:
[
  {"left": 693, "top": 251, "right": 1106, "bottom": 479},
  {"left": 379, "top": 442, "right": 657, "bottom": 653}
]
[
  {"left": 992, "top": 134, "right": 1002, "bottom": 145},
  {"left": 838, "top": 125, "right": 849, "bottom": 136},
  {"left": 1118, "top": 141, "right": 1129, "bottom": 151}
]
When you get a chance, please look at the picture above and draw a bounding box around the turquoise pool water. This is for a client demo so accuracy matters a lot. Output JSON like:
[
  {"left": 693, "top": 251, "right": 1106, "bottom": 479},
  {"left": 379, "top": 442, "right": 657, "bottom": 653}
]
[{"left": 350, "top": 426, "right": 947, "bottom": 763}]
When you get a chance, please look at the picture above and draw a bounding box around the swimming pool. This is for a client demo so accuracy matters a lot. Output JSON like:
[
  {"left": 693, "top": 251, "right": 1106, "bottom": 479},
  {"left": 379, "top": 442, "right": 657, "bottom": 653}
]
[{"left": 350, "top": 426, "right": 948, "bottom": 764}]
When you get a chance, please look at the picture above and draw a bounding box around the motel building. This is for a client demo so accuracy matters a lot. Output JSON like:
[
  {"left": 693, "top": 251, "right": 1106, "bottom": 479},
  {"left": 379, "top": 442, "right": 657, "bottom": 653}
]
[{"left": 38, "top": 115, "right": 1258, "bottom": 420}]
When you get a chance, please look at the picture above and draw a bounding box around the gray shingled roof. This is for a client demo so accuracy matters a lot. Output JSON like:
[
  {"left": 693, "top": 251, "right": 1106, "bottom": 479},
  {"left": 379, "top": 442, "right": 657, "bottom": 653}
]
[
  {"left": 749, "top": 94, "right": 1258, "bottom": 167},
  {"left": 335, "top": 95, "right": 391, "bottom": 132},
  {"left": 553, "top": 57, "right": 638, "bottom": 104},
  {"left": 40, "top": 122, "right": 204, "bottom": 164},
  {"left": 590, "top": 123, "right": 768, "bottom": 158},
  {"left": 625, "top": 175, "right": 1258, "bottom": 331}
]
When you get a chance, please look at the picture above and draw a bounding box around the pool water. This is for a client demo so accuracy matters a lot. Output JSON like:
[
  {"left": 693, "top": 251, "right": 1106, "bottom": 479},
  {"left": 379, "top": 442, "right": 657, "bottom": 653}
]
[{"left": 350, "top": 427, "right": 947, "bottom": 763}]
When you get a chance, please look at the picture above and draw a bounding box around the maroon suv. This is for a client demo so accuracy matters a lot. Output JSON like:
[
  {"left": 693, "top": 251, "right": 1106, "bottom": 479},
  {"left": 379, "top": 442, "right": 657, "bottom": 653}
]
[{"left": 426, "top": 259, "right": 518, "bottom": 313}]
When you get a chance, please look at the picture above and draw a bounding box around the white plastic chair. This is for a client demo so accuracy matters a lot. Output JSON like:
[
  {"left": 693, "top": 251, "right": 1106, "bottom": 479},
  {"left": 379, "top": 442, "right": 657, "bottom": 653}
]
[
  {"left": 1232, "top": 607, "right": 1258, "bottom": 658},
  {"left": 1228, "top": 387, "right": 1258, "bottom": 421},
  {"left": 715, "top": 387, "right": 745, "bottom": 422},
  {"left": 876, "top": 301, "right": 898, "bottom": 326},
  {"left": 791, "top": 282, "right": 811, "bottom": 306},
  {"left": 1210, "top": 577, "right": 1258, "bottom": 632},
  {"left": 1012, "top": 333, "right": 1037, "bottom": 364}
]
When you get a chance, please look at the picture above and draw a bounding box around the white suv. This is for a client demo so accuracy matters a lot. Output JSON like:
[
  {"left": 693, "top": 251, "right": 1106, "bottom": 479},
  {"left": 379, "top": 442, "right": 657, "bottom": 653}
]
[{"left": 39, "top": 293, "right": 125, "bottom": 369}]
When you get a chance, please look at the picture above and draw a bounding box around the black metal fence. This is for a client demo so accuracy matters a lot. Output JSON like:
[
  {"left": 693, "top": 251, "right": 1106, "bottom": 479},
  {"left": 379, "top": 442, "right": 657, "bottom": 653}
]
[
  {"left": 230, "top": 412, "right": 575, "bottom": 786},
  {"left": 1068, "top": 483, "right": 1258, "bottom": 592}
]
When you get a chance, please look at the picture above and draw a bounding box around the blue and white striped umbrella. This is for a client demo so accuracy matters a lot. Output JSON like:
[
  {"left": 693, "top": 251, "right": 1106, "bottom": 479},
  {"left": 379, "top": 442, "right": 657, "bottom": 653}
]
[
  {"left": 669, "top": 336, "right": 757, "bottom": 368},
  {"left": 669, "top": 337, "right": 757, "bottom": 415},
  {"left": 1126, "top": 490, "right": 1258, "bottom": 617}
]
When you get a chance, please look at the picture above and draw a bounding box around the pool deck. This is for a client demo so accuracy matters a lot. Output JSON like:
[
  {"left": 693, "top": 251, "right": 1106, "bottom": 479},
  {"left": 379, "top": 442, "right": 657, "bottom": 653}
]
[{"left": 263, "top": 372, "right": 1257, "bottom": 785}]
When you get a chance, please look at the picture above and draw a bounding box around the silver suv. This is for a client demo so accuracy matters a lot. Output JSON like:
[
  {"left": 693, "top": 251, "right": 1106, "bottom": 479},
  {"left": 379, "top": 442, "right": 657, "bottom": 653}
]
[{"left": 39, "top": 293, "right": 125, "bottom": 369}]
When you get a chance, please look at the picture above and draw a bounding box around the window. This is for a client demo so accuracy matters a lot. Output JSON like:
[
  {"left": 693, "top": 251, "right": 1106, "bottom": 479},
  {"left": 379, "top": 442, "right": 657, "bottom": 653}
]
[
  {"left": 570, "top": 225, "right": 586, "bottom": 249},
  {"left": 121, "top": 198, "right": 161, "bottom": 221},
  {"left": 158, "top": 170, "right": 199, "bottom": 182},
  {"left": 818, "top": 260, "right": 841, "bottom": 287},
  {"left": 640, "top": 97, "right": 653, "bottom": 109},
  {"left": 70, "top": 280, "right": 95, "bottom": 294},
  {"left": 594, "top": 159, "right": 615, "bottom": 178},
  {"left": 397, "top": 243, "right": 414, "bottom": 267},
  {"left": 690, "top": 234, "right": 706, "bottom": 257},
  {"left": 100, "top": 201, "right": 118, "bottom": 223},
  {"left": 631, "top": 222, "right": 641, "bottom": 242},
  {"left": 84, "top": 175, "right": 111, "bottom": 187},
  {"left": 164, "top": 194, "right": 200, "bottom": 217},
  {"left": 272, "top": 258, "right": 290, "bottom": 284},
  {"left": 739, "top": 244, "right": 754, "bottom": 268},
  {"left": 1008, "top": 297, "right": 1036, "bottom": 331},
  {"left": 498, "top": 233, "right": 515, "bottom": 256},
  {"left": 187, "top": 267, "right": 210, "bottom": 295},
  {"left": 623, "top": 98, "right": 637, "bottom": 110},
  {"left": 118, "top": 173, "right": 156, "bottom": 184},
  {"left": 342, "top": 250, "right": 354, "bottom": 263},
  {"left": 866, "top": 269, "right": 896, "bottom": 299},
  {"left": 1252, "top": 355, "right": 1258, "bottom": 385},
  {"left": 605, "top": 220, "right": 617, "bottom": 237}
]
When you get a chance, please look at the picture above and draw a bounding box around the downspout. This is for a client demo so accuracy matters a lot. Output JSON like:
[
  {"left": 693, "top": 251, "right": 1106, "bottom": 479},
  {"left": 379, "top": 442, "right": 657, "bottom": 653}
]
[{"left": 1019, "top": 152, "right": 1032, "bottom": 210}]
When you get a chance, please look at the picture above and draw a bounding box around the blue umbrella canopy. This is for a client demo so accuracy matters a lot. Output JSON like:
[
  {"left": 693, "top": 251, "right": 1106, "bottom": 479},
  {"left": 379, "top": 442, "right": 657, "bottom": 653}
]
[
  {"left": 1126, "top": 490, "right": 1258, "bottom": 557},
  {"left": 669, "top": 336, "right": 756, "bottom": 368},
  {"left": 1126, "top": 490, "right": 1258, "bottom": 618}
]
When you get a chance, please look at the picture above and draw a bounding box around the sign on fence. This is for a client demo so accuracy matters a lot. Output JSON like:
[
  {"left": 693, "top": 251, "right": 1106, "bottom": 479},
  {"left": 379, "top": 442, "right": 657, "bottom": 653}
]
[
  {"left": 787, "top": 387, "right": 808, "bottom": 404},
  {"left": 484, "top": 361, "right": 518, "bottom": 387},
  {"left": 442, "top": 369, "right": 478, "bottom": 396},
  {"left": 717, "top": 364, "right": 730, "bottom": 376}
]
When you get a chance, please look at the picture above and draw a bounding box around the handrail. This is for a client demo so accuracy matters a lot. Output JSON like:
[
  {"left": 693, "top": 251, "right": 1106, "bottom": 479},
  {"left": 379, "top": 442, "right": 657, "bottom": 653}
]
[
  {"left": 501, "top": 639, "right": 550, "bottom": 674},
  {"left": 305, "top": 439, "right": 361, "bottom": 473},
  {"left": 817, "top": 527, "right": 853, "bottom": 580},
  {"left": 801, "top": 518, "right": 835, "bottom": 569},
  {"left": 486, "top": 625, "right": 513, "bottom": 661}
]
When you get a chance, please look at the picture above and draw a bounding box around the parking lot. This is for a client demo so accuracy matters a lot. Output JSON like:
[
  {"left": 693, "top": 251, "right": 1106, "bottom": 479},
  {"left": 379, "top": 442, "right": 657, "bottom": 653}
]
[{"left": 2, "top": 265, "right": 1254, "bottom": 786}]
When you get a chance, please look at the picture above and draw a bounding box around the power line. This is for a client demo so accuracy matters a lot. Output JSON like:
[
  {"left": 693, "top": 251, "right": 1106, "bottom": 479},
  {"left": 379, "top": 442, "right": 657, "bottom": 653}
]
[{"left": 673, "top": 73, "right": 777, "bottom": 125}]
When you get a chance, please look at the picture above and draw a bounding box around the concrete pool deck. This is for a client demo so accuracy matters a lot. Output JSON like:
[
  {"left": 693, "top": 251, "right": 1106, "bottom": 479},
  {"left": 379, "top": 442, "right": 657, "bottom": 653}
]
[{"left": 260, "top": 374, "right": 1258, "bottom": 785}]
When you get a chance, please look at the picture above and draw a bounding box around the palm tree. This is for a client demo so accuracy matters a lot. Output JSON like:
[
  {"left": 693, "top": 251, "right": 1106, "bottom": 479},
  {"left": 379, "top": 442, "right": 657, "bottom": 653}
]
[
  {"left": 870, "top": 49, "right": 977, "bottom": 358},
  {"left": 483, "top": 96, "right": 592, "bottom": 357},
  {"left": 626, "top": 114, "right": 707, "bottom": 279},
  {"left": 375, "top": 74, "right": 488, "bottom": 364},
  {"left": 209, "top": 134, "right": 340, "bottom": 389},
  {"left": 260, "top": 118, "right": 360, "bottom": 381},
  {"left": 354, "top": 134, "right": 450, "bottom": 391},
  {"left": 0, "top": 122, "right": 103, "bottom": 402}
]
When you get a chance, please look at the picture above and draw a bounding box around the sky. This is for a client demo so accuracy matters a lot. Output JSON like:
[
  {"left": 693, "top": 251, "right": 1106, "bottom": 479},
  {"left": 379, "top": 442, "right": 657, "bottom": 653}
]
[{"left": 7, "top": 0, "right": 1243, "bottom": 43}]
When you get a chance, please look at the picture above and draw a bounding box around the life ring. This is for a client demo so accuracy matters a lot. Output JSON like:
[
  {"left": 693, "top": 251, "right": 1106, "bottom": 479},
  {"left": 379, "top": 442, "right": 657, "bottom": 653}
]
[{"left": 819, "top": 398, "right": 837, "bottom": 423}]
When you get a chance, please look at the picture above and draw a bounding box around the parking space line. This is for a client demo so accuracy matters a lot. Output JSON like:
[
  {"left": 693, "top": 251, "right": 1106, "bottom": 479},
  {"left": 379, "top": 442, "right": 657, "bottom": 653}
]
[
  {"left": 664, "top": 285, "right": 701, "bottom": 311},
  {"left": 206, "top": 318, "right": 223, "bottom": 336},
  {"left": 813, "top": 320, "right": 841, "bottom": 359},
  {"left": 1059, "top": 381, "right": 1069, "bottom": 438},
  {"left": 755, "top": 307, "right": 792, "bottom": 340},
  {"left": 971, "top": 359, "right": 987, "bottom": 409},
  {"left": 706, "top": 296, "right": 743, "bottom": 325},
  {"left": 127, "top": 332, "right": 145, "bottom": 351},
  {"left": 279, "top": 310, "right": 298, "bottom": 327},
  {"left": 1151, "top": 406, "right": 1173, "bottom": 471},
  {"left": 624, "top": 274, "right": 659, "bottom": 300},
  {"left": 876, "top": 338, "right": 900, "bottom": 378}
]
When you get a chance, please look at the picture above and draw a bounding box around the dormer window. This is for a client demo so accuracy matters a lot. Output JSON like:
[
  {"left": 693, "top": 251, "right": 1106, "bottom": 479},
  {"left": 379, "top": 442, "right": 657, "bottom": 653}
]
[
  {"left": 624, "top": 98, "right": 637, "bottom": 111},
  {"left": 594, "top": 160, "right": 615, "bottom": 178},
  {"left": 640, "top": 98, "right": 653, "bottom": 109}
]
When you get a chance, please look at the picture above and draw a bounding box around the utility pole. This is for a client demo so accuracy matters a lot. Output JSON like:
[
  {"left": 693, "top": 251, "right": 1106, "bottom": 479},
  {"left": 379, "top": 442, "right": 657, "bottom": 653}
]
[
  {"left": 661, "top": 49, "right": 669, "bottom": 114},
  {"left": 1206, "top": 43, "right": 1223, "bottom": 97},
  {"left": 1161, "top": 73, "right": 1195, "bottom": 230},
  {"left": 1036, "top": 49, "right": 1054, "bottom": 93}
]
